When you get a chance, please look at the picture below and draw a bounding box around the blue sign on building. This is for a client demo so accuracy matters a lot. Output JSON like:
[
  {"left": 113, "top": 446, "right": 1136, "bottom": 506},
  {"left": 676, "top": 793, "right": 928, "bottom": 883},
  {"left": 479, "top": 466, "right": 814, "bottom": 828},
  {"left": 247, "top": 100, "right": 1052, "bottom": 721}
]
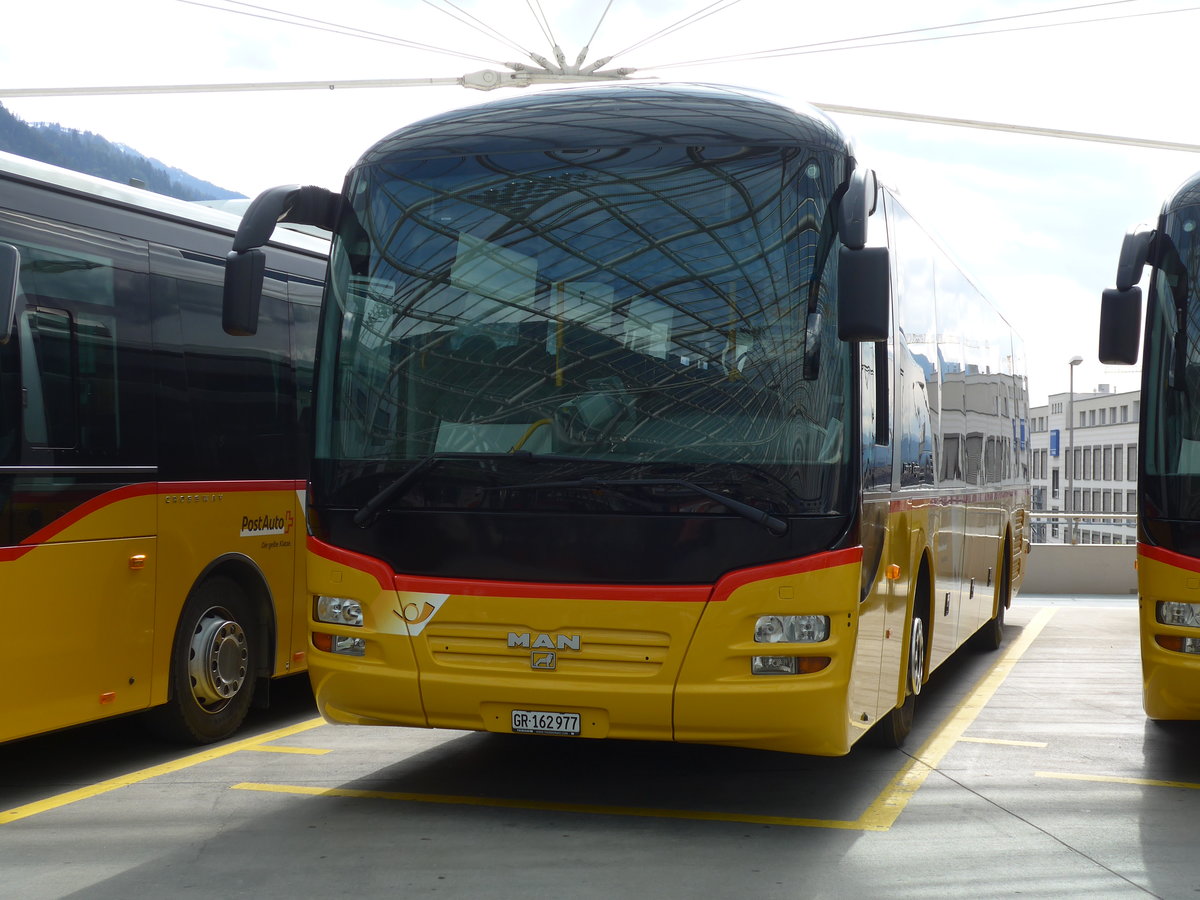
[{"left": 1050, "top": 428, "right": 1060, "bottom": 457}]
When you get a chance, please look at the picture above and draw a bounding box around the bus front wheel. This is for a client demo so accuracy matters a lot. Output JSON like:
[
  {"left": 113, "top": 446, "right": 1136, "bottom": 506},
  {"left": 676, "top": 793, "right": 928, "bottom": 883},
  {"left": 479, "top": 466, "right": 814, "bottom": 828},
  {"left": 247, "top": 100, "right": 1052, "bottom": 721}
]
[
  {"left": 149, "top": 576, "right": 258, "bottom": 743},
  {"left": 874, "top": 613, "right": 926, "bottom": 748}
]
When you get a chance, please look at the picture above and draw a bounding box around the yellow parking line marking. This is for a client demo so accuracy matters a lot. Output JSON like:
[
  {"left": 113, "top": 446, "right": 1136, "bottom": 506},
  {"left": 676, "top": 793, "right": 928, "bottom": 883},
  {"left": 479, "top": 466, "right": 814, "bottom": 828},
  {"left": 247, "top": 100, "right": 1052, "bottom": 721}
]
[
  {"left": 959, "top": 737, "right": 1048, "bottom": 748},
  {"left": 0, "top": 718, "right": 326, "bottom": 827},
  {"left": 231, "top": 782, "right": 868, "bottom": 830},
  {"left": 1037, "top": 771, "right": 1200, "bottom": 791},
  {"left": 232, "top": 608, "right": 1056, "bottom": 832},
  {"left": 246, "top": 745, "right": 332, "bottom": 756},
  {"left": 856, "top": 606, "right": 1057, "bottom": 831}
]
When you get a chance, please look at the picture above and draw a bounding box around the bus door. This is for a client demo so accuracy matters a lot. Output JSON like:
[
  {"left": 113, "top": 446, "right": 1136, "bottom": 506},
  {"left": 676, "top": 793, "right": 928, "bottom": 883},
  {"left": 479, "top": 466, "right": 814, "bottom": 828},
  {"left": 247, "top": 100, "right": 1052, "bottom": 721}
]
[
  {"left": 851, "top": 337, "right": 894, "bottom": 726},
  {"left": 0, "top": 218, "right": 156, "bottom": 741}
]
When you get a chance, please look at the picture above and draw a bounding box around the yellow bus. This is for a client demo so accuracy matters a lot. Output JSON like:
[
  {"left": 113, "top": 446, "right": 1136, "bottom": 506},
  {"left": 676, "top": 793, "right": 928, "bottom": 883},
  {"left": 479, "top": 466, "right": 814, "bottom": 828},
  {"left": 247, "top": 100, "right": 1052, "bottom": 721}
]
[
  {"left": 226, "top": 84, "right": 1029, "bottom": 755},
  {"left": 0, "top": 151, "right": 326, "bottom": 744},
  {"left": 1100, "top": 169, "right": 1200, "bottom": 720}
]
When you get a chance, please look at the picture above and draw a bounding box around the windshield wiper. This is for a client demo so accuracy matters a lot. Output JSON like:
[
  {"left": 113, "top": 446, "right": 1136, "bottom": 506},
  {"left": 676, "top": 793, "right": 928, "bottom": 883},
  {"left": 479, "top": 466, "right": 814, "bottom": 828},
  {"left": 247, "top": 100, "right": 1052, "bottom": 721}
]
[
  {"left": 353, "top": 451, "right": 538, "bottom": 527},
  {"left": 493, "top": 476, "right": 789, "bottom": 536}
]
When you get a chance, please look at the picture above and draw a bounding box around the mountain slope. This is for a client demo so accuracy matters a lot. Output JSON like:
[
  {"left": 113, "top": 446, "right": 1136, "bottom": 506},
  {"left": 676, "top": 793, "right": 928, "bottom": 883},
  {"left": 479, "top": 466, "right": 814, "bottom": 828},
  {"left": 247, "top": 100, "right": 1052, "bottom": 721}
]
[{"left": 0, "top": 102, "right": 244, "bottom": 201}]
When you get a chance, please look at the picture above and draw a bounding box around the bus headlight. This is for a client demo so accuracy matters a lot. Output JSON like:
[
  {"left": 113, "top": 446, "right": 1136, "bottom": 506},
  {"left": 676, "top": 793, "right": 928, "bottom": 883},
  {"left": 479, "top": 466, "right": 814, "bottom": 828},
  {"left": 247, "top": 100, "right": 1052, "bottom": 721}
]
[
  {"left": 315, "top": 595, "right": 364, "bottom": 627},
  {"left": 1156, "top": 601, "right": 1200, "bottom": 628},
  {"left": 754, "top": 614, "right": 829, "bottom": 643}
]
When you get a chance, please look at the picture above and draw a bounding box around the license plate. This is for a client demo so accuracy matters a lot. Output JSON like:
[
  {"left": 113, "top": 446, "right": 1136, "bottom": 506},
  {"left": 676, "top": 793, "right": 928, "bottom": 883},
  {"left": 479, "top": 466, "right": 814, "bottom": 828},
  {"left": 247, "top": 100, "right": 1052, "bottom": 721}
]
[{"left": 511, "top": 709, "right": 581, "bottom": 736}]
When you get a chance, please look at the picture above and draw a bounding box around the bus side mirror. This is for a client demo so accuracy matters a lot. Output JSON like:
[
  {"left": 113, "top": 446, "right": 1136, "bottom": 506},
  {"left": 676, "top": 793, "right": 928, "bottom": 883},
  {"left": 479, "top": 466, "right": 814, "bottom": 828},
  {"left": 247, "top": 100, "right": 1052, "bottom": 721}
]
[
  {"left": 0, "top": 243, "right": 18, "bottom": 345},
  {"left": 836, "top": 168, "right": 889, "bottom": 342},
  {"left": 222, "top": 184, "right": 339, "bottom": 336},
  {"left": 838, "top": 246, "right": 890, "bottom": 342},
  {"left": 1098, "top": 286, "right": 1142, "bottom": 365},
  {"left": 223, "top": 248, "right": 266, "bottom": 337}
]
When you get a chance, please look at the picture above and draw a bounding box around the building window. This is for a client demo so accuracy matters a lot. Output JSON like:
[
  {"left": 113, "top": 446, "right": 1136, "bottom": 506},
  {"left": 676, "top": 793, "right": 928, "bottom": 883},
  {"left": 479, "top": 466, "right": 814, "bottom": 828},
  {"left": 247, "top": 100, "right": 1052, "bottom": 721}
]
[
  {"left": 1100, "top": 409, "right": 1107, "bottom": 425},
  {"left": 1114, "top": 445, "right": 1124, "bottom": 481},
  {"left": 1121, "top": 405, "right": 1128, "bottom": 422},
  {"left": 1103, "top": 446, "right": 1112, "bottom": 481},
  {"left": 1114, "top": 492, "right": 1122, "bottom": 513},
  {"left": 1127, "top": 444, "right": 1137, "bottom": 481},
  {"left": 1084, "top": 449, "right": 1092, "bottom": 480}
]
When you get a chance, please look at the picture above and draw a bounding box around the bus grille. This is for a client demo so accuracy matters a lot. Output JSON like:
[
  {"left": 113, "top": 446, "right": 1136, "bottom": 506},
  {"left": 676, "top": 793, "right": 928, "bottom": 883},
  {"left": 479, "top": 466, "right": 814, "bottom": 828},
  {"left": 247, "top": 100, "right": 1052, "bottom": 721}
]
[{"left": 423, "top": 621, "right": 671, "bottom": 676}]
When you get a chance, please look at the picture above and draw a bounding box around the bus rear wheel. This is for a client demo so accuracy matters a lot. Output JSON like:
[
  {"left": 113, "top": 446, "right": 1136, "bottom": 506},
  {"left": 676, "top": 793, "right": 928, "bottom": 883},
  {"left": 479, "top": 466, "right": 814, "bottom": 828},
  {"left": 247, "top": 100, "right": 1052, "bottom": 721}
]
[
  {"left": 148, "top": 577, "right": 258, "bottom": 743},
  {"left": 975, "top": 554, "right": 1011, "bottom": 652}
]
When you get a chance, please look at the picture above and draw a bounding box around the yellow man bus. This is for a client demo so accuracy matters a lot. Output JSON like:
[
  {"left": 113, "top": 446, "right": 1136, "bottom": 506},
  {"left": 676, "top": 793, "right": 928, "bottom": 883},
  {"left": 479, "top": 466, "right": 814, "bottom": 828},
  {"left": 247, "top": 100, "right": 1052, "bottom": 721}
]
[
  {"left": 226, "top": 83, "right": 1029, "bottom": 755},
  {"left": 1101, "top": 169, "right": 1200, "bottom": 720},
  {"left": 0, "top": 152, "right": 326, "bottom": 743}
]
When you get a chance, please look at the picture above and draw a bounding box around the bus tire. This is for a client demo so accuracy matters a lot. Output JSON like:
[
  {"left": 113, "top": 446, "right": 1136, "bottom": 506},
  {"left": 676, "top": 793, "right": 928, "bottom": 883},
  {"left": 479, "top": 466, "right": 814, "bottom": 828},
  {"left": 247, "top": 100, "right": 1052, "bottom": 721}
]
[
  {"left": 874, "top": 610, "right": 926, "bottom": 748},
  {"left": 975, "top": 550, "right": 1011, "bottom": 652},
  {"left": 148, "top": 576, "right": 258, "bottom": 743}
]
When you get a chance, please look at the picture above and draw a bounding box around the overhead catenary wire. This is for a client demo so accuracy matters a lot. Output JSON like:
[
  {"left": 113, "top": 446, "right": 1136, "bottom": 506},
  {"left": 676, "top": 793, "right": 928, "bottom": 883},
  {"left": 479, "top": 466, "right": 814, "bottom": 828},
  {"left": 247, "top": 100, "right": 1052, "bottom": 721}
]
[
  {"left": 419, "top": 0, "right": 535, "bottom": 60},
  {"left": 177, "top": 0, "right": 505, "bottom": 65},
  {"left": 650, "top": 1, "right": 1200, "bottom": 70},
  {"left": 609, "top": 0, "right": 745, "bottom": 61}
]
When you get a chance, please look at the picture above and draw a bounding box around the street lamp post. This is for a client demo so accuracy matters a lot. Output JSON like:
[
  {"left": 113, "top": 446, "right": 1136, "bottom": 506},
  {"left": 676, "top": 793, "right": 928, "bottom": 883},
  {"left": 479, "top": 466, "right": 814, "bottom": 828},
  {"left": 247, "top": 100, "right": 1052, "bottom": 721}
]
[{"left": 1067, "top": 355, "right": 1083, "bottom": 544}]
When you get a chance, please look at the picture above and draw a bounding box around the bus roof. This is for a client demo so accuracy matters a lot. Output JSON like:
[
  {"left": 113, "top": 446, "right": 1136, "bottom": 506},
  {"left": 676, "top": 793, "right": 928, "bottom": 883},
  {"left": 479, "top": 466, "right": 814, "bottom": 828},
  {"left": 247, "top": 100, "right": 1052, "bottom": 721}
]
[
  {"left": 358, "top": 82, "right": 851, "bottom": 166},
  {"left": 1165, "top": 168, "right": 1200, "bottom": 216},
  {"left": 0, "top": 149, "right": 329, "bottom": 256}
]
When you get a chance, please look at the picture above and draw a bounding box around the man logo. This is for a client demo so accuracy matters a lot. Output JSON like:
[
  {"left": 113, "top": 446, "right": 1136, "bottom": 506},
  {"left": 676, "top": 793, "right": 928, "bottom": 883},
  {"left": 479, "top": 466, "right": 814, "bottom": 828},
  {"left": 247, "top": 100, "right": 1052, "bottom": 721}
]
[
  {"left": 531, "top": 651, "right": 557, "bottom": 670},
  {"left": 507, "top": 632, "right": 581, "bottom": 651}
]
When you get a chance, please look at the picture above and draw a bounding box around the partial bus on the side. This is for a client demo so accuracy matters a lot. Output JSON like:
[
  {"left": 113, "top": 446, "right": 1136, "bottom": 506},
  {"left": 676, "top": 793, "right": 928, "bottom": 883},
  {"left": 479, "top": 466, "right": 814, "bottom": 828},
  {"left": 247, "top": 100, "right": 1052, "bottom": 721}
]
[
  {"left": 1101, "top": 168, "right": 1200, "bottom": 720},
  {"left": 0, "top": 151, "right": 326, "bottom": 743}
]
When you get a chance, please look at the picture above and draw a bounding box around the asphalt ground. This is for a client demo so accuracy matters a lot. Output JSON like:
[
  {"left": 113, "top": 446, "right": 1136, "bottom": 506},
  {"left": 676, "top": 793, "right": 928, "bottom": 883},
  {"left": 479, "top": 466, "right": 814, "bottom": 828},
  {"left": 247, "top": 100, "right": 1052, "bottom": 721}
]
[{"left": 1, "top": 596, "right": 1196, "bottom": 900}]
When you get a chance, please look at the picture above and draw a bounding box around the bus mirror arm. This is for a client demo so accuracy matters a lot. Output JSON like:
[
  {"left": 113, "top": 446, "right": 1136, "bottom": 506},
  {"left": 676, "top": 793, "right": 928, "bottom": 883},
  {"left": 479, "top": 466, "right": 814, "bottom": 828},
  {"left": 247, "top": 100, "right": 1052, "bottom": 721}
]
[
  {"left": 1114, "top": 225, "right": 1154, "bottom": 292},
  {"left": 836, "top": 168, "right": 878, "bottom": 251},
  {"left": 0, "top": 243, "right": 17, "bottom": 346},
  {"left": 231, "top": 184, "right": 338, "bottom": 253}
]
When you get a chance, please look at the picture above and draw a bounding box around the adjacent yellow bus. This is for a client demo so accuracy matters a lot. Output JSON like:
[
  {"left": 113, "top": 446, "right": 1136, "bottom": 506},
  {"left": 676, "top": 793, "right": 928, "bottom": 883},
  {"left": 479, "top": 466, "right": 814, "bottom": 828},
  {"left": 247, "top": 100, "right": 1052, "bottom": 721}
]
[
  {"left": 227, "top": 84, "right": 1030, "bottom": 755},
  {"left": 0, "top": 152, "right": 327, "bottom": 743},
  {"left": 1101, "top": 168, "right": 1200, "bottom": 720}
]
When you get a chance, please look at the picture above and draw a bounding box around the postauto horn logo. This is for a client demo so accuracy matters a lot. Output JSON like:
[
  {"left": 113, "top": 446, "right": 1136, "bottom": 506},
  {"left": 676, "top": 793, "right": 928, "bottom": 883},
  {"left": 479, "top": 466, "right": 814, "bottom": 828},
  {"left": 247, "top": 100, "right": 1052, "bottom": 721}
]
[{"left": 240, "top": 510, "right": 294, "bottom": 537}]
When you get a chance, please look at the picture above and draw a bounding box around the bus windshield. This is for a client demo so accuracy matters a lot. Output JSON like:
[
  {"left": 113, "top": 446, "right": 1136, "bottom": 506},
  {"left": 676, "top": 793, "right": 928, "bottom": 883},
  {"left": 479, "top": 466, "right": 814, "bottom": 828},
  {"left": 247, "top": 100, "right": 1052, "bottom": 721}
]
[
  {"left": 1143, "top": 201, "right": 1200, "bottom": 518},
  {"left": 316, "top": 143, "right": 850, "bottom": 518}
]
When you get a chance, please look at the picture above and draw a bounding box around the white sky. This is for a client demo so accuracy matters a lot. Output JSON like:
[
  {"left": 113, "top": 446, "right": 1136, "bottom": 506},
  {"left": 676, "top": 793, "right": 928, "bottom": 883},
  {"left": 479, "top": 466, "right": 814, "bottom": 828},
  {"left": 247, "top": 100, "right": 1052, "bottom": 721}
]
[{"left": 2, "top": 0, "right": 1198, "bottom": 404}]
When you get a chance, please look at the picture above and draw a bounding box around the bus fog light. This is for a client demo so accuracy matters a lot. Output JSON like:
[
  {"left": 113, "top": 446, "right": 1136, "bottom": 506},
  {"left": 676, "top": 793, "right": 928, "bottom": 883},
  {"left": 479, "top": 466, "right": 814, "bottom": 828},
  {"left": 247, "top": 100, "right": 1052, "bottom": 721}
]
[
  {"left": 331, "top": 635, "right": 366, "bottom": 656},
  {"left": 1156, "top": 601, "right": 1200, "bottom": 628},
  {"left": 316, "top": 595, "right": 364, "bottom": 627},
  {"left": 752, "top": 656, "right": 798, "bottom": 675},
  {"left": 313, "top": 632, "right": 366, "bottom": 656},
  {"left": 754, "top": 614, "right": 829, "bottom": 643},
  {"left": 1156, "top": 635, "right": 1200, "bottom": 654}
]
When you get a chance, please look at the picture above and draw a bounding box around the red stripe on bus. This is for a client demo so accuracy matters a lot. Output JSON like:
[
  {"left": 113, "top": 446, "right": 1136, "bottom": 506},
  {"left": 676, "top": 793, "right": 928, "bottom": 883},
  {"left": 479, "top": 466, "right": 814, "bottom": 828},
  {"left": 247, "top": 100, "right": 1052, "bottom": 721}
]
[
  {"left": 307, "top": 535, "right": 399, "bottom": 590},
  {"left": 0, "top": 482, "right": 157, "bottom": 562},
  {"left": 1140, "top": 543, "right": 1200, "bottom": 574},
  {"left": 708, "top": 546, "right": 863, "bottom": 603},
  {"left": 0, "top": 479, "right": 304, "bottom": 563}
]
